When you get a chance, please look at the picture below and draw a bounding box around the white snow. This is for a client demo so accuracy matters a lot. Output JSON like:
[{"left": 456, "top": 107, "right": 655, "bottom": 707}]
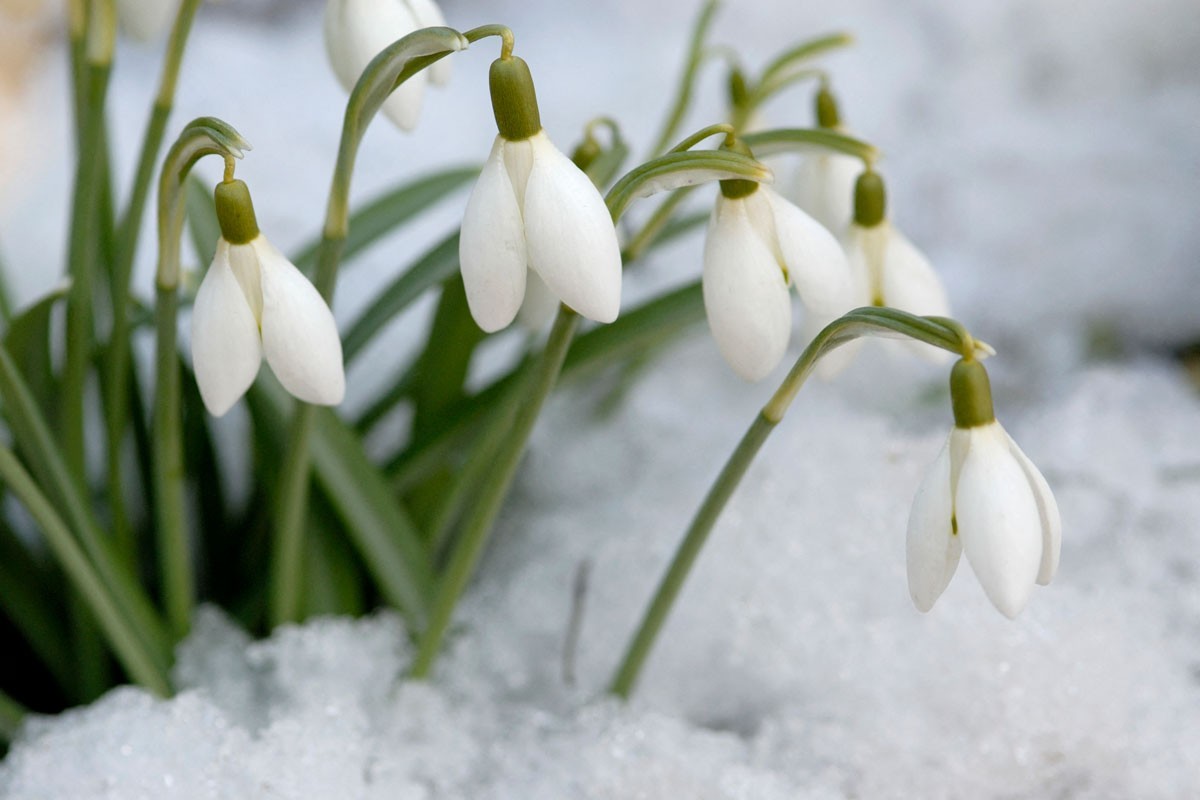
[{"left": 1, "top": 0, "right": 1198, "bottom": 796}]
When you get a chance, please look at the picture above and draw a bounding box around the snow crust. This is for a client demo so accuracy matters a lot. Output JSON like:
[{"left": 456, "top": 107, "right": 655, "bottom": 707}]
[{"left": 3, "top": 354, "right": 1198, "bottom": 799}]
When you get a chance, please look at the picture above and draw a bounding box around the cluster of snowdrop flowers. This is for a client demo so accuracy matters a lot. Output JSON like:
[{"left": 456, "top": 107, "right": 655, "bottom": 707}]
[
  {"left": 907, "top": 356, "right": 1061, "bottom": 618},
  {"left": 458, "top": 53, "right": 623, "bottom": 332},
  {"left": 324, "top": 0, "right": 451, "bottom": 131},
  {"left": 702, "top": 138, "right": 852, "bottom": 381},
  {"left": 191, "top": 178, "right": 345, "bottom": 417}
]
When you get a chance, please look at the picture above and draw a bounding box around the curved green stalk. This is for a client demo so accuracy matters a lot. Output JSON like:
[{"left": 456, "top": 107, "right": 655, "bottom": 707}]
[
  {"left": 758, "top": 32, "right": 853, "bottom": 88},
  {"left": 105, "top": 0, "right": 203, "bottom": 552},
  {"left": 608, "top": 308, "right": 986, "bottom": 699},
  {"left": 741, "top": 127, "right": 878, "bottom": 164},
  {"left": 153, "top": 119, "right": 250, "bottom": 639},
  {"left": 270, "top": 26, "right": 471, "bottom": 626},
  {"left": 606, "top": 148, "right": 770, "bottom": 223}
]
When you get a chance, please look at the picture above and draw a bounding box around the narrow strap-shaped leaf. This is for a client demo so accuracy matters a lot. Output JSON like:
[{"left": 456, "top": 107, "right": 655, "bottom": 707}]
[
  {"left": 0, "top": 446, "right": 170, "bottom": 696},
  {"left": 248, "top": 382, "right": 434, "bottom": 626},
  {"left": 2, "top": 282, "right": 71, "bottom": 421},
  {"left": 0, "top": 688, "right": 25, "bottom": 744},
  {"left": 0, "top": 345, "right": 172, "bottom": 666},
  {"left": 293, "top": 166, "right": 478, "bottom": 274},
  {"left": 0, "top": 522, "right": 74, "bottom": 690}
]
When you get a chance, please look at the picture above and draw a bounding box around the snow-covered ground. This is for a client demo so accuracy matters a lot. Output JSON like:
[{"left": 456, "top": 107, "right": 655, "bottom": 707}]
[{"left": 1, "top": 0, "right": 1198, "bottom": 797}]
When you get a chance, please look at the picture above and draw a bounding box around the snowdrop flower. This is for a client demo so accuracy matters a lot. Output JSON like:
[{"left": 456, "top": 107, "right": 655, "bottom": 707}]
[
  {"left": 191, "top": 179, "right": 345, "bottom": 417},
  {"left": 907, "top": 357, "right": 1061, "bottom": 618},
  {"left": 792, "top": 86, "right": 861, "bottom": 233},
  {"left": 702, "top": 143, "right": 851, "bottom": 381},
  {"left": 803, "top": 169, "right": 951, "bottom": 377},
  {"left": 324, "top": 0, "right": 451, "bottom": 131},
  {"left": 115, "top": 0, "right": 180, "bottom": 42},
  {"left": 459, "top": 55, "right": 622, "bottom": 332}
]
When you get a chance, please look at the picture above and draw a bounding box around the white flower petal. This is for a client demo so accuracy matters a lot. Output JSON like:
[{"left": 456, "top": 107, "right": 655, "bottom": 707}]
[
  {"left": 955, "top": 423, "right": 1044, "bottom": 618},
  {"left": 1006, "top": 432, "right": 1062, "bottom": 585},
  {"left": 323, "top": 0, "right": 356, "bottom": 89},
  {"left": 702, "top": 199, "right": 792, "bottom": 381},
  {"left": 839, "top": 225, "right": 878, "bottom": 308},
  {"left": 255, "top": 237, "right": 346, "bottom": 406},
  {"left": 792, "top": 152, "right": 860, "bottom": 235},
  {"left": 404, "top": 0, "right": 452, "bottom": 85},
  {"left": 459, "top": 137, "right": 528, "bottom": 332},
  {"left": 324, "top": 0, "right": 424, "bottom": 131},
  {"left": 906, "top": 434, "right": 962, "bottom": 612},
  {"left": 880, "top": 227, "right": 949, "bottom": 317},
  {"left": 524, "top": 132, "right": 622, "bottom": 323},
  {"left": 190, "top": 240, "right": 263, "bottom": 417},
  {"left": 381, "top": 72, "right": 427, "bottom": 132},
  {"left": 763, "top": 187, "right": 852, "bottom": 315},
  {"left": 517, "top": 269, "right": 559, "bottom": 331}
]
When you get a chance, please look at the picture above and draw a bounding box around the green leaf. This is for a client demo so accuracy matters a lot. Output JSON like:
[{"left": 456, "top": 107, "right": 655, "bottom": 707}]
[
  {"left": 0, "top": 346, "right": 172, "bottom": 673},
  {"left": 0, "top": 522, "right": 74, "bottom": 690},
  {"left": 342, "top": 231, "right": 462, "bottom": 364},
  {"left": 2, "top": 282, "right": 71, "bottom": 419},
  {"left": 0, "top": 688, "right": 26, "bottom": 744},
  {"left": 293, "top": 166, "right": 478, "bottom": 274},
  {"left": 248, "top": 382, "right": 434, "bottom": 626}
]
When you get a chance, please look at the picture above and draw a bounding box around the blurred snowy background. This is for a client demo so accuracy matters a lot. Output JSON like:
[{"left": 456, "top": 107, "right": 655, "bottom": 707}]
[{"left": 0, "top": 0, "right": 1198, "bottom": 797}]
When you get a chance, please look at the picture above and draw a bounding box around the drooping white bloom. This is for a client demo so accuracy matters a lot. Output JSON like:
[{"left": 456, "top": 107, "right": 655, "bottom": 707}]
[
  {"left": 115, "top": 0, "right": 180, "bottom": 42},
  {"left": 191, "top": 235, "right": 345, "bottom": 417},
  {"left": 906, "top": 360, "right": 1061, "bottom": 618},
  {"left": 459, "top": 130, "right": 622, "bottom": 332},
  {"left": 702, "top": 185, "right": 851, "bottom": 381},
  {"left": 323, "top": 0, "right": 452, "bottom": 132}
]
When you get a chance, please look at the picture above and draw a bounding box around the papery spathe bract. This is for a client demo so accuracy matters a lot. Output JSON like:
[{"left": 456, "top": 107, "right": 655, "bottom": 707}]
[
  {"left": 459, "top": 131, "right": 622, "bottom": 332},
  {"left": 191, "top": 182, "right": 345, "bottom": 418},
  {"left": 702, "top": 183, "right": 851, "bottom": 381},
  {"left": 323, "top": 0, "right": 452, "bottom": 131}
]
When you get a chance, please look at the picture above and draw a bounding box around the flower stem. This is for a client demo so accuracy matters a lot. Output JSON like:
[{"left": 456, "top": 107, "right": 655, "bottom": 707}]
[
  {"left": 409, "top": 307, "right": 580, "bottom": 679},
  {"left": 105, "top": 0, "right": 203, "bottom": 556},
  {"left": 152, "top": 118, "right": 249, "bottom": 639},
  {"left": 269, "top": 28, "right": 467, "bottom": 626},
  {"left": 608, "top": 308, "right": 979, "bottom": 698},
  {"left": 62, "top": 59, "right": 111, "bottom": 481}
]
